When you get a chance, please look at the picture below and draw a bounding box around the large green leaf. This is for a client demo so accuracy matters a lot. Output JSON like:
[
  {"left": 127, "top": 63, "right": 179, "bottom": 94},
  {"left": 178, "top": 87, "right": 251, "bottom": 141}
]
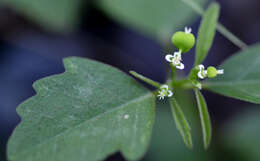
[
  {"left": 7, "top": 57, "right": 155, "bottom": 161},
  {"left": 1, "top": 0, "right": 81, "bottom": 32},
  {"left": 96, "top": 0, "right": 208, "bottom": 43},
  {"left": 204, "top": 44, "right": 260, "bottom": 104},
  {"left": 195, "top": 2, "right": 220, "bottom": 65}
]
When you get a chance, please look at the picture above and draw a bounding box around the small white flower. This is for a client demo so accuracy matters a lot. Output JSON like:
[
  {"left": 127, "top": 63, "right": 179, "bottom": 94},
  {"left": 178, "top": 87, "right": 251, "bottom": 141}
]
[
  {"left": 185, "top": 27, "right": 192, "bottom": 34},
  {"left": 165, "top": 51, "right": 185, "bottom": 70},
  {"left": 197, "top": 64, "right": 207, "bottom": 79},
  {"left": 157, "top": 85, "right": 173, "bottom": 100}
]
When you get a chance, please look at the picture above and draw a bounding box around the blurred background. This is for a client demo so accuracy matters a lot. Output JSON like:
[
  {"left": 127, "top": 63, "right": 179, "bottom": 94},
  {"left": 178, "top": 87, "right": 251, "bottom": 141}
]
[{"left": 1, "top": 0, "right": 260, "bottom": 160}]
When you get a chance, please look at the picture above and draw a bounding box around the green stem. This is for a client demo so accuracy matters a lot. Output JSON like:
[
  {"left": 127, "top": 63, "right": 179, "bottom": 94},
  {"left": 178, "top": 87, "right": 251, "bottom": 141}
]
[
  {"left": 216, "top": 24, "right": 248, "bottom": 49},
  {"left": 170, "top": 64, "right": 176, "bottom": 81},
  {"left": 129, "top": 71, "right": 161, "bottom": 88},
  {"left": 181, "top": 0, "right": 248, "bottom": 49},
  {"left": 173, "top": 79, "right": 193, "bottom": 89}
]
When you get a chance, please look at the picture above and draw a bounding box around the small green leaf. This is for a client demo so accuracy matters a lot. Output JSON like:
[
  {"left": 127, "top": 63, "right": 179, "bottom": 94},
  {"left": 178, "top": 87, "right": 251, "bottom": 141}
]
[
  {"left": 169, "top": 98, "right": 193, "bottom": 148},
  {"left": 1, "top": 0, "right": 81, "bottom": 32},
  {"left": 195, "top": 3, "right": 220, "bottom": 65},
  {"left": 205, "top": 44, "right": 260, "bottom": 104},
  {"left": 7, "top": 57, "right": 155, "bottom": 161},
  {"left": 194, "top": 89, "right": 211, "bottom": 149},
  {"left": 95, "top": 0, "right": 208, "bottom": 43}
]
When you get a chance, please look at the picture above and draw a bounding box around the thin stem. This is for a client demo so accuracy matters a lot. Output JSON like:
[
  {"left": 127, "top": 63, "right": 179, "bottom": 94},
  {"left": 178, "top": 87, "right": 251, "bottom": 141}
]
[
  {"left": 181, "top": 0, "right": 204, "bottom": 14},
  {"left": 216, "top": 24, "right": 248, "bottom": 49},
  {"left": 129, "top": 71, "right": 161, "bottom": 88},
  {"left": 170, "top": 64, "right": 176, "bottom": 81},
  {"left": 173, "top": 79, "right": 193, "bottom": 89},
  {"left": 181, "top": 0, "right": 248, "bottom": 49}
]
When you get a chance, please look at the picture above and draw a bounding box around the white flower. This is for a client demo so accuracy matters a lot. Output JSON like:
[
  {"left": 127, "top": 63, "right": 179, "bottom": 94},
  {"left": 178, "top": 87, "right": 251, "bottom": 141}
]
[
  {"left": 197, "top": 64, "right": 207, "bottom": 79},
  {"left": 185, "top": 27, "right": 192, "bottom": 34},
  {"left": 165, "top": 51, "right": 185, "bottom": 70},
  {"left": 157, "top": 85, "right": 173, "bottom": 100}
]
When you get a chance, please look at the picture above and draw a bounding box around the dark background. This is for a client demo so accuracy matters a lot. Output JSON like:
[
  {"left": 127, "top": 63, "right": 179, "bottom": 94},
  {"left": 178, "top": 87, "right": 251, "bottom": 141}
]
[{"left": 1, "top": 0, "right": 260, "bottom": 161}]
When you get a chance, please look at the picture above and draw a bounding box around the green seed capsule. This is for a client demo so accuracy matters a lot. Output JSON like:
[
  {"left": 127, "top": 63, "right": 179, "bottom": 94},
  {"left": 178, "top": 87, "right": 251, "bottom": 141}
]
[
  {"left": 171, "top": 31, "right": 195, "bottom": 53},
  {"left": 207, "top": 66, "right": 217, "bottom": 78}
]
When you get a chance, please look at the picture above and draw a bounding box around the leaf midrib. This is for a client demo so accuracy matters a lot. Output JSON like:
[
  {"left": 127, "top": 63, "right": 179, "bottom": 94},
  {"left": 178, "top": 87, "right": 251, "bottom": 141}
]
[
  {"left": 10, "top": 93, "right": 153, "bottom": 159},
  {"left": 205, "top": 80, "right": 260, "bottom": 87}
]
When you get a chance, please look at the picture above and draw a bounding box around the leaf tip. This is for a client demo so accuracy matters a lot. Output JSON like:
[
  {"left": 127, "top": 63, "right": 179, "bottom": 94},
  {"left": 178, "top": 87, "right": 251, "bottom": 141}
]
[{"left": 185, "top": 139, "right": 193, "bottom": 149}]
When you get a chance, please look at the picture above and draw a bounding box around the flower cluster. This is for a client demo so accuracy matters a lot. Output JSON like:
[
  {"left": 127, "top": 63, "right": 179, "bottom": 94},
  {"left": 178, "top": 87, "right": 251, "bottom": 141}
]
[{"left": 157, "top": 27, "right": 224, "bottom": 100}]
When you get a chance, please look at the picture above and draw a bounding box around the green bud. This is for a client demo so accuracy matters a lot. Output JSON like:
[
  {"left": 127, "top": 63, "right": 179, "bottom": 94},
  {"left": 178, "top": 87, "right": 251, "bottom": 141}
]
[
  {"left": 171, "top": 31, "right": 195, "bottom": 53},
  {"left": 207, "top": 66, "right": 217, "bottom": 78}
]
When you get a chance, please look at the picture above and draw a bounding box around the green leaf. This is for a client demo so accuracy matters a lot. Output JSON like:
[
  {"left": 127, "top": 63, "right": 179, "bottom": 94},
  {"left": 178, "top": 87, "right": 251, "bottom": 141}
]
[
  {"left": 195, "top": 3, "right": 220, "bottom": 65},
  {"left": 194, "top": 89, "right": 211, "bottom": 149},
  {"left": 1, "top": 0, "right": 81, "bottom": 32},
  {"left": 95, "top": 0, "right": 208, "bottom": 43},
  {"left": 222, "top": 107, "right": 260, "bottom": 161},
  {"left": 204, "top": 44, "right": 260, "bottom": 104},
  {"left": 7, "top": 57, "right": 155, "bottom": 161},
  {"left": 169, "top": 98, "right": 193, "bottom": 148}
]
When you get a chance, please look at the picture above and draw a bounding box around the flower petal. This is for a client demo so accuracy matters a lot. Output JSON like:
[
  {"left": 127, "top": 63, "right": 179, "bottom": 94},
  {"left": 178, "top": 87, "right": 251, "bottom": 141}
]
[
  {"left": 185, "top": 27, "right": 192, "bottom": 34},
  {"left": 198, "top": 71, "right": 205, "bottom": 79},
  {"left": 198, "top": 64, "right": 205, "bottom": 70},
  {"left": 176, "top": 63, "right": 185, "bottom": 70},
  {"left": 168, "top": 90, "right": 173, "bottom": 97},
  {"left": 165, "top": 54, "right": 174, "bottom": 62},
  {"left": 161, "top": 84, "right": 168, "bottom": 90}
]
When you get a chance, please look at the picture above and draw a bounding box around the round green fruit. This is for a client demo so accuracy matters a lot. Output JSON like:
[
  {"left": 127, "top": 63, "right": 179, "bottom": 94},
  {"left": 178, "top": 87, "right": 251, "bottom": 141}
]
[
  {"left": 207, "top": 66, "right": 217, "bottom": 78},
  {"left": 171, "top": 31, "right": 195, "bottom": 53}
]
